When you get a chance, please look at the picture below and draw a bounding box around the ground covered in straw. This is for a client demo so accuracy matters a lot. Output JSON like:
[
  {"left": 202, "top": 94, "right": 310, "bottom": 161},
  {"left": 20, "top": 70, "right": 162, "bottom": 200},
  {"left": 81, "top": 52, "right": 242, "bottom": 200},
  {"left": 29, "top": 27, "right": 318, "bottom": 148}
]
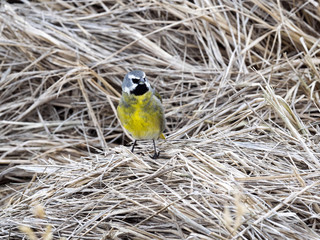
[{"left": 1, "top": 1, "right": 320, "bottom": 239}]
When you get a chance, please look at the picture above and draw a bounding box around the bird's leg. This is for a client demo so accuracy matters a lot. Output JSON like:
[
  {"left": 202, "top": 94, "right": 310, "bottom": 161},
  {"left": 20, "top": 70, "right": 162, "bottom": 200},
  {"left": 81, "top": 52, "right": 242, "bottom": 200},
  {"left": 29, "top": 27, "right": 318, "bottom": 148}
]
[
  {"left": 151, "top": 140, "right": 160, "bottom": 159},
  {"left": 131, "top": 140, "right": 137, "bottom": 153}
]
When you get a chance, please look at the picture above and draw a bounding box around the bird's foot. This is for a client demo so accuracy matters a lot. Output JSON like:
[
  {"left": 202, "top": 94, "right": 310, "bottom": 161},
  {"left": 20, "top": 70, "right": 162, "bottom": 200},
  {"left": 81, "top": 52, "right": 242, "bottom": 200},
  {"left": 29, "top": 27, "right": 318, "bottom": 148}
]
[{"left": 150, "top": 151, "right": 160, "bottom": 159}]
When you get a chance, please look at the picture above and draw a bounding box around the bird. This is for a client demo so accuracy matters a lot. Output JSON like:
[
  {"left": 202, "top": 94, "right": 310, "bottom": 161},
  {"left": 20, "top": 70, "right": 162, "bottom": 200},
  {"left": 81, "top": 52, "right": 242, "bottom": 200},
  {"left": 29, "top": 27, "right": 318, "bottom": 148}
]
[{"left": 117, "top": 70, "right": 165, "bottom": 159}]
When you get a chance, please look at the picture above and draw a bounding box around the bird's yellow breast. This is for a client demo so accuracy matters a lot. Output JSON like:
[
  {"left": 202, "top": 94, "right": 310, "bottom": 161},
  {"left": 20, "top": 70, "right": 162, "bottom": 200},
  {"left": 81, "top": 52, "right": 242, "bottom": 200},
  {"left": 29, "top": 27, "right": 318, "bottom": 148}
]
[{"left": 117, "top": 91, "right": 165, "bottom": 140}]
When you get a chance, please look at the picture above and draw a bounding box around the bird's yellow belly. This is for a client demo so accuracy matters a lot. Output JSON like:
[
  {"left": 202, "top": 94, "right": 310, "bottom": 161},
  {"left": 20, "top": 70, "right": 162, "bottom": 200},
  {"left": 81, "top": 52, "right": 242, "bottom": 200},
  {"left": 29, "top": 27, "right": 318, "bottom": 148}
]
[
  {"left": 117, "top": 93, "right": 164, "bottom": 140},
  {"left": 123, "top": 108, "right": 162, "bottom": 140}
]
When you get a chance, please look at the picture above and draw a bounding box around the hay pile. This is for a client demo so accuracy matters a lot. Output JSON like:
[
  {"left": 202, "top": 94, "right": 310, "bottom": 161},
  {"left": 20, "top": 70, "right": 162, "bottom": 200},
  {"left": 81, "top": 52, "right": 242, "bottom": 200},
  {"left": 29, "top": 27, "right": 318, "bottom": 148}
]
[{"left": 1, "top": 1, "right": 320, "bottom": 239}]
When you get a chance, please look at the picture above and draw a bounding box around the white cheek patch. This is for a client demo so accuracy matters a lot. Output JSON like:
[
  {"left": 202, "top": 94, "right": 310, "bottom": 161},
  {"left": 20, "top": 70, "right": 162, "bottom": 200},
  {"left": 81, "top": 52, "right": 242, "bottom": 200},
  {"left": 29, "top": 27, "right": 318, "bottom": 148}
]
[
  {"left": 123, "top": 86, "right": 131, "bottom": 94},
  {"left": 123, "top": 83, "right": 138, "bottom": 93},
  {"left": 145, "top": 81, "right": 151, "bottom": 90}
]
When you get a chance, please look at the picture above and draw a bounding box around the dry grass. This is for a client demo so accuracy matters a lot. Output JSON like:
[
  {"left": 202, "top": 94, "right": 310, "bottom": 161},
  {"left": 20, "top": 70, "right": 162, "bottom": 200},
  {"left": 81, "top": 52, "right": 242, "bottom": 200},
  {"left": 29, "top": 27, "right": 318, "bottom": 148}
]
[{"left": 1, "top": 0, "right": 320, "bottom": 239}]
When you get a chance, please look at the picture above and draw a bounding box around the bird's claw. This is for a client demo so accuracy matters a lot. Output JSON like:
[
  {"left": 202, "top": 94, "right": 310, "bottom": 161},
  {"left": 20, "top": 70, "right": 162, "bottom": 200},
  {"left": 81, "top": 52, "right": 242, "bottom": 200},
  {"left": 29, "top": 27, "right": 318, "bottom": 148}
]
[{"left": 150, "top": 151, "right": 160, "bottom": 159}]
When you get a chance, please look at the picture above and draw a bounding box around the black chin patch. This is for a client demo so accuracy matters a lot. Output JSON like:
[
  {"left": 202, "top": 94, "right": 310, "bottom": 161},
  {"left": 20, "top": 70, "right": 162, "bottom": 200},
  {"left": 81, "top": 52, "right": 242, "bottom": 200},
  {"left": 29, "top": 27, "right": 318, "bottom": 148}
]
[{"left": 131, "top": 84, "right": 149, "bottom": 96}]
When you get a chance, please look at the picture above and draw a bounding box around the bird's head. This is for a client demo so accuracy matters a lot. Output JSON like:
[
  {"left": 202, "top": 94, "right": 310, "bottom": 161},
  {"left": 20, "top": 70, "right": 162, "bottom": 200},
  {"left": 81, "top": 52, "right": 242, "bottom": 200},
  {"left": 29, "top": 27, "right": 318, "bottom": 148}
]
[{"left": 122, "top": 70, "right": 152, "bottom": 96}]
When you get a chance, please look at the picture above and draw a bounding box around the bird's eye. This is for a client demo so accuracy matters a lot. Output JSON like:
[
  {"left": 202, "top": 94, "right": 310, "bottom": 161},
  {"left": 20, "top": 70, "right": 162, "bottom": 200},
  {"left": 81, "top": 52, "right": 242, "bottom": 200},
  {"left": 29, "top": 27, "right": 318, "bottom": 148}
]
[{"left": 132, "top": 78, "right": 140, "bottom": 84}]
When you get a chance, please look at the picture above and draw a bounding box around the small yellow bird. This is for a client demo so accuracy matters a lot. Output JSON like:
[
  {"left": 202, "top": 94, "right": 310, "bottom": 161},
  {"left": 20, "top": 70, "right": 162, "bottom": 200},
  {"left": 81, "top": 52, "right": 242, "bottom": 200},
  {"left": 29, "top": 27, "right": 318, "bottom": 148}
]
[{"left": 117, "top": 70, "right": 165, "bottom": 158}]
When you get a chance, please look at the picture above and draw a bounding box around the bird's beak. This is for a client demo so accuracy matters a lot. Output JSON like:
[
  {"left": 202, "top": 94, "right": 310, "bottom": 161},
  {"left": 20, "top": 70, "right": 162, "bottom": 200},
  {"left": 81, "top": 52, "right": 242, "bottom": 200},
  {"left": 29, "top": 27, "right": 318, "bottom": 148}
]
[{"left": 138, "top": 79, "right": 145, "bottom": 84}]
